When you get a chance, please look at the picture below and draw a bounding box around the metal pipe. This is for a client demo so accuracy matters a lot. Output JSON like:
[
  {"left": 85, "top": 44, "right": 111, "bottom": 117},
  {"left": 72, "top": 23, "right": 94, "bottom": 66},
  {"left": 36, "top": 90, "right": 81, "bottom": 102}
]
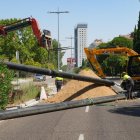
[
  {"left": 5, "top": 62, "right": 115, "bottom": 86},
  {"left": 0, "top": 94, "right": 125, "bottom": 120}
]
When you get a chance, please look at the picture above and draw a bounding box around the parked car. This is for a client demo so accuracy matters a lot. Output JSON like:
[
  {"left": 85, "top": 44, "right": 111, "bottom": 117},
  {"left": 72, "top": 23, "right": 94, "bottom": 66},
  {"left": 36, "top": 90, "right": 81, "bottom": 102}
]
[{"left": 33, "top": 74, "right": 46, "bottom": 81}]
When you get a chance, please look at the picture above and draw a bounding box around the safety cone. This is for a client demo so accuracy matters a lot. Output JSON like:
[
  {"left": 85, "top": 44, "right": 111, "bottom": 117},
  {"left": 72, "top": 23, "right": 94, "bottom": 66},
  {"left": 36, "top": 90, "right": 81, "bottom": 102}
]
[{"left": 40, "top": 86, "right": 47, "bottom": 101}]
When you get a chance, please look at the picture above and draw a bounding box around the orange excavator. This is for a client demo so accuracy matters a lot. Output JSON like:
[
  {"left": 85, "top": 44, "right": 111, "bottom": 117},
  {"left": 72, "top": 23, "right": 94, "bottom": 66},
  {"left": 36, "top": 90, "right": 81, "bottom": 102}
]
[
  {"left": 84, "top": 46, "right": 140, "bottom": 92},
  {"left": 84, "top": 46, "right": 139, "bottom": 78},
  {"left": 0, "top": 17, "right": 52, "bottom": 50}
]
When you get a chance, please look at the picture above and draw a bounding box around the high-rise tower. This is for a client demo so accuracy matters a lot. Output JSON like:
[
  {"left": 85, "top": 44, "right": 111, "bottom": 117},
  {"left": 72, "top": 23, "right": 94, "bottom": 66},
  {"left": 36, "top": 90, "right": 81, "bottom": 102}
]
[{"left": 74, "top": 24, "right": 88, "bottom": 67}]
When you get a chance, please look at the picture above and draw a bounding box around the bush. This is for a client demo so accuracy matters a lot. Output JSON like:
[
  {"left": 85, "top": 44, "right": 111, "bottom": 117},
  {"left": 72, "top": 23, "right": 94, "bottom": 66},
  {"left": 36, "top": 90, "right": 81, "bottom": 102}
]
[{"left": 0, "top": 63, "right": 14, "bottom": 110}]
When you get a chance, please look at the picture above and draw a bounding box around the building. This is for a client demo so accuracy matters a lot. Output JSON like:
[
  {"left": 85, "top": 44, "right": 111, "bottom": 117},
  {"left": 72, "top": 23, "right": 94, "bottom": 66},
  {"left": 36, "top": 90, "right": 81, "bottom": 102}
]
[
  {"left": 67, "top": 57, "right": 76, "bottom": 71},
  {"left": 74, "top": 24, "right": 88, "bottom": 67}
]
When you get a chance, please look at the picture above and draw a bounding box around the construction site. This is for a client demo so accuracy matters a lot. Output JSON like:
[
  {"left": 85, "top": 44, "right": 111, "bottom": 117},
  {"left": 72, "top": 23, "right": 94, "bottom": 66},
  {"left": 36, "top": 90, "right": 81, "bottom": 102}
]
[
  {"left": 0, "top": 16, "right": 139, "bottom": 122},
  {"left": 0, "top": 1, "right": 140, "bottom": 139}
]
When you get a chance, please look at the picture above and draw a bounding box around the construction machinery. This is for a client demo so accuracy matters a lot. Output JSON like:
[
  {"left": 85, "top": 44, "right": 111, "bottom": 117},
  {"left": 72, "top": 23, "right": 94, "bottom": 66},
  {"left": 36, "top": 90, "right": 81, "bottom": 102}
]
[
  {"left": 127, "top": 55, "right": 140, "bottom": 91},
  {"left": 0, "top": 17, "right": 52, "bottom": 50},
  {"left": 84, "top": 47, "right": 139, "bottom": 78},
  {"left": 84, "top": 46, "right": 140, "bottom": 92}
]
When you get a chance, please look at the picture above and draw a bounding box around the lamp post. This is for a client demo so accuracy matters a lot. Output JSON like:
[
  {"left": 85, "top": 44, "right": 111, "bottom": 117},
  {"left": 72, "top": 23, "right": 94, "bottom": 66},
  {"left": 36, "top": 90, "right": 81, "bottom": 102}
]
[{"left": 48, "top": 9, "right": 69, "bottom": 70}]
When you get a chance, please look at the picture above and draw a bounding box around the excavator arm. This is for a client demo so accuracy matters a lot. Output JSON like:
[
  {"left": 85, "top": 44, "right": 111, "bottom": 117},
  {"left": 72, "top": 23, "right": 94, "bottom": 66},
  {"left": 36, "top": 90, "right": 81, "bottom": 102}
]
[
  {"left": 0, "top": 17, "right": 52, "bottom": 50},
  {"left": 84, "top": 47, "right": 139, "bottom": 78}
]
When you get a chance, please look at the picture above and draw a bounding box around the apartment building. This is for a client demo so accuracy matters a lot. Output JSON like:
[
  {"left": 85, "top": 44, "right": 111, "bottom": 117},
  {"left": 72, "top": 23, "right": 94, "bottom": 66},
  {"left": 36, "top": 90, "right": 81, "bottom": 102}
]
[{"left": 74, "top": 24, "right": 88, "bottom": 67}]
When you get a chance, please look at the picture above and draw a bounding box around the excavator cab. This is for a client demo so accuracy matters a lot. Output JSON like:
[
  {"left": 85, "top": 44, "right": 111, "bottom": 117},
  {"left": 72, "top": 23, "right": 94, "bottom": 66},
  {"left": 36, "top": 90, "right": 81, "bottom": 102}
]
[
  {"left": 127, "top": 55, "right": 140, "bottom": 78},
  {"left": 127, "top": 55, "right": 140, "bottom": 92}
]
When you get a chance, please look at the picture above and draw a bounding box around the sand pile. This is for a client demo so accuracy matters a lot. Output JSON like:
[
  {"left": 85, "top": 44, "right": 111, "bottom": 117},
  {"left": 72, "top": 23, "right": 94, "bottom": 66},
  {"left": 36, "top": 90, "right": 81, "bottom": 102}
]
[{"left": 46, "top": 69, "right": 116, "bottom": 103}]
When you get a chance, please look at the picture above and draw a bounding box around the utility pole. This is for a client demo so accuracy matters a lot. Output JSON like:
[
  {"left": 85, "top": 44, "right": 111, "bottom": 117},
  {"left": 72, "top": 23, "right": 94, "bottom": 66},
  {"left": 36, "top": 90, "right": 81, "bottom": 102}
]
[
  {"left": 66, "top": 36, "right": 75, "bottom": 71},
  {"left": 66, "top": 36, "right": 74, "bottom": 63},
  {"left": 48, "top": 8, "right": 69, "bottom": 70}
]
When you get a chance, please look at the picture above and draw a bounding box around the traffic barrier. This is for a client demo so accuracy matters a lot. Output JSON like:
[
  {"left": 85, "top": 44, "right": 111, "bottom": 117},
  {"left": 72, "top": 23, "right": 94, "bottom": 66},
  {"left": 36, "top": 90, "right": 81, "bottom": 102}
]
[{"left": 40, "top": 86, "right": 47, "bottom": 101}]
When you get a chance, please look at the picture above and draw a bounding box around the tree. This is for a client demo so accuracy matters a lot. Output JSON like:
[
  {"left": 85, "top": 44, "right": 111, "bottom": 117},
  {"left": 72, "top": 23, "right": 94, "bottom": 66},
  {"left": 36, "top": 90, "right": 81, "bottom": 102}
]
[
  {"left": 133, "top": 11, "right": 140, "bottom": 54},
  {"left": 0, "top": 18, "right": 64, "bottom": 72},
  {"left": 109, "top": 36, "right": 133, "bottom": 48},
  {"left": 97, "top": 42, "right": 111, "bottom": 49},
  {"left": 0, "top": 63, "right": 14, "bottom": 109},
  {"left": 102, "top": 55, "right": 127, "bottom": 76},
  {"left": 0, "top": 19, "right": 37, "bottom": 63},
  {"left": 95, "top": 36, "right": 133, "bottom": 76}
]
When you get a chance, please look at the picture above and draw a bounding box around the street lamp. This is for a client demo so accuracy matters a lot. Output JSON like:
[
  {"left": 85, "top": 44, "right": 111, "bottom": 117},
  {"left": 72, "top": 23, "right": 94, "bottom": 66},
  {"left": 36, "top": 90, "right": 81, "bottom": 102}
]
[{"left": 48, "top": 8, "right": 69, "bottom": 70}]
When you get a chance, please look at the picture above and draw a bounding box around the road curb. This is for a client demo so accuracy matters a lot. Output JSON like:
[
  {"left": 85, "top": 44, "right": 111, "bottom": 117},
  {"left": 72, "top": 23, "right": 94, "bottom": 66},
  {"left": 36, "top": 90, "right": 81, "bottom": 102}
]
[{"left": 6, "top": 99, "right": 39, "bottom": 110}]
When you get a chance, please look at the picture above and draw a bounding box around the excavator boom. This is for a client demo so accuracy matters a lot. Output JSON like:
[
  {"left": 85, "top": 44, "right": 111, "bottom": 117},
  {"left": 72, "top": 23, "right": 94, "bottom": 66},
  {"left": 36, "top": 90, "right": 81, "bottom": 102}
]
[{"left": 84, "top": 47, "right": 139, "bottom": 78}]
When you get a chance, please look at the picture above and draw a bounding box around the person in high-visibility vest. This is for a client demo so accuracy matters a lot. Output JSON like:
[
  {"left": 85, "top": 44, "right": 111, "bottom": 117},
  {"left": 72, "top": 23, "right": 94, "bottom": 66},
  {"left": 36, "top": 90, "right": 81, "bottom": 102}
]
[
  {"left": 55, "top": 70, "right": 64, "bottom": 92},
  {"left": 121, "top": 72, "right": 134, "bottom": 99}
]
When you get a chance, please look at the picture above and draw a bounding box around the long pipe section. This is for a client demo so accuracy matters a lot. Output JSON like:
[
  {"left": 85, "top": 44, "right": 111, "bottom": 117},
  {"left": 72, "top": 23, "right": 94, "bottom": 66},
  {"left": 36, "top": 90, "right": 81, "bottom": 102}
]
[
  {"left": 0, "top": 94, "right": 125, "bottom": 120},
  {"left": 5, "top": 62, "right": 115, "bottom": 86}
]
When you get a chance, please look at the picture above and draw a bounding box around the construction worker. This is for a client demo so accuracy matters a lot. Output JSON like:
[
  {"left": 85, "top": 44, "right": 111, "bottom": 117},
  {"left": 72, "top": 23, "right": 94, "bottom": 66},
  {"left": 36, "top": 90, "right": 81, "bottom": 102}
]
[
  {"left": 121, "top": 72, "right": 134, "bottom": 99},
  {"left": 55, "top": 70, "right": 63, "bottom": 92}
]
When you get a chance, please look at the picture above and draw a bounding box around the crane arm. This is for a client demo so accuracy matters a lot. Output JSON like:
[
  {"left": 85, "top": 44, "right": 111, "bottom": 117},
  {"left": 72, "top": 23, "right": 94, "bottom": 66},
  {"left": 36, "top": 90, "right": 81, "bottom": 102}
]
[{"left": 0, "top": 17, "right": 52, "bottom": 50}]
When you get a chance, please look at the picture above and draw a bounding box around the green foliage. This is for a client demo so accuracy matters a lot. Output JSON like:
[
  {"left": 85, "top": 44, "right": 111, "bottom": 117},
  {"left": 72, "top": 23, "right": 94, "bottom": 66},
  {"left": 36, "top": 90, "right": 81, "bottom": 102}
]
[
  {"left": 133, "top": 11, "right": 140, "bottom": 53},
  {"left": 20, "top": 83, "right": 40, "bottom": 102},
  {"left": 61, "top": 65, "right": 68, "bottom": 72},
  {"left": 109, "top": 36, "right": 133, "bottom": 48},
  {"left": 95, "top": 35, "right": 133, "bottom": 76},
  {"left": 0, "top": 19, "right": 62, "bottom": 71},
  {"left": 97, "top": 42, "right": 110, "bottom": 49},
  {"left": 0, "top": 63, "right": 14, "bottom": 110},
  {"left": 24, "top": 59, "right": 42, "bottom": 67},
  {"left": 81, "top": 59, "right": 90, "bottom": 69},
  {"left": 10, "top": 57, "right": 19, "bottom": 63},
  {"left": 102, "top": 55, "right": 127, "bottom": 76},
  {"left": 42, "top": 62, "right": 55, "bottom": 70}
]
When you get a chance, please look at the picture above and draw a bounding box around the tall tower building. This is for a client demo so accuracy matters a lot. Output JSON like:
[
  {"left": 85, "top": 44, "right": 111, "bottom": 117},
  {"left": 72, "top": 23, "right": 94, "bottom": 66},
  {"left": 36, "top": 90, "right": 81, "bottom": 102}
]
[{"left": 74, "top": 24, "right": 88, "bottom": 67}]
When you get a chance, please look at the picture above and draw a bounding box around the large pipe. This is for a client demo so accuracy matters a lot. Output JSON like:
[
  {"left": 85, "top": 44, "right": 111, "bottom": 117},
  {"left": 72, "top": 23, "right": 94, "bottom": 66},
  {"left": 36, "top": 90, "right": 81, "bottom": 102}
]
[
  {"left": 5, "top": 62, "right": 115, "bottom": 86},
  {"left": 0, "top": 93, "right": 125, "bottom": 120}
]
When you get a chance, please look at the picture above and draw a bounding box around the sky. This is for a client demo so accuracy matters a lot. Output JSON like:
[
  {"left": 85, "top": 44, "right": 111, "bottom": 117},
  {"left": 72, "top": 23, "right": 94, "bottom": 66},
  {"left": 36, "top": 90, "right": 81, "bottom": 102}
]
[{"left": 0, "top": 0, "right": 140, "bottom": 65}]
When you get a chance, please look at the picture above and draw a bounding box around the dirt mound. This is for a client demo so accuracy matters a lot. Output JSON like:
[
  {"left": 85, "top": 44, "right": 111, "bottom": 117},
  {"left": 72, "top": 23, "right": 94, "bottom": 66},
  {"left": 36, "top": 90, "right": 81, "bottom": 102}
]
[{"left": 46, "top": 69, "right": 116, "bottom": 103}]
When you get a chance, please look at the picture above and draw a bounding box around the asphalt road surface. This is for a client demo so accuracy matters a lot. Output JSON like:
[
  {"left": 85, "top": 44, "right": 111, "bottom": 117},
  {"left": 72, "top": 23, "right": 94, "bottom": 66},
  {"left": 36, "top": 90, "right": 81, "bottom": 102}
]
[{"left": 0, "top": 99, "right": 140, "bottom": 140}]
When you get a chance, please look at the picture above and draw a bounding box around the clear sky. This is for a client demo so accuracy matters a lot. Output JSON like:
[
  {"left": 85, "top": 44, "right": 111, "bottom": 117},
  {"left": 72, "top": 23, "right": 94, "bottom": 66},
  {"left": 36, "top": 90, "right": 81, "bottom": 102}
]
[{"left": 0, "top": 0, "right": 140, "bottom": 64}]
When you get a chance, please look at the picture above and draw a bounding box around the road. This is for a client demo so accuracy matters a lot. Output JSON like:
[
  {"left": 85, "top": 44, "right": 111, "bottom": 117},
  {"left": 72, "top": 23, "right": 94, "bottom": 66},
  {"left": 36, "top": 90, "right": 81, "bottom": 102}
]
[{"left": 0, "top": 99, "right": 140, "bottom": 140}]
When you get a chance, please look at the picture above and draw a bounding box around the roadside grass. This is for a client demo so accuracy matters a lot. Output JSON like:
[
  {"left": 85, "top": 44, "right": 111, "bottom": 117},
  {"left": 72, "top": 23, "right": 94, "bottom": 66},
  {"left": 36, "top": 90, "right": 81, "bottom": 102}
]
[
  {"left": 11, "top": 82, "right": 40, "bottom": 105},
  {"left": 21, "top": 83, "right": 40, "bottom": 102}
]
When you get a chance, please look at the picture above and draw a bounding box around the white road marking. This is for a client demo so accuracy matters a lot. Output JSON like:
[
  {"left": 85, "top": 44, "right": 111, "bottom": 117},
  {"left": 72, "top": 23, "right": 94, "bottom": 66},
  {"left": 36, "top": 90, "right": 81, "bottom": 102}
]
[
  {"left": 78, "top": 134, "right": 84, "bottom": 140},
  {"left": 85, "top": 106, "right": 89, "bottom": 112}
]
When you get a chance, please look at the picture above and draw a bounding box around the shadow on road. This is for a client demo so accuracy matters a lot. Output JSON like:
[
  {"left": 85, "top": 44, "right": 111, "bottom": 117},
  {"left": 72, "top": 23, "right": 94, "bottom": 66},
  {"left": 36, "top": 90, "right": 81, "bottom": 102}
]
[{"left": 108, "top": 105, "right": 140, "bottom": 117}]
